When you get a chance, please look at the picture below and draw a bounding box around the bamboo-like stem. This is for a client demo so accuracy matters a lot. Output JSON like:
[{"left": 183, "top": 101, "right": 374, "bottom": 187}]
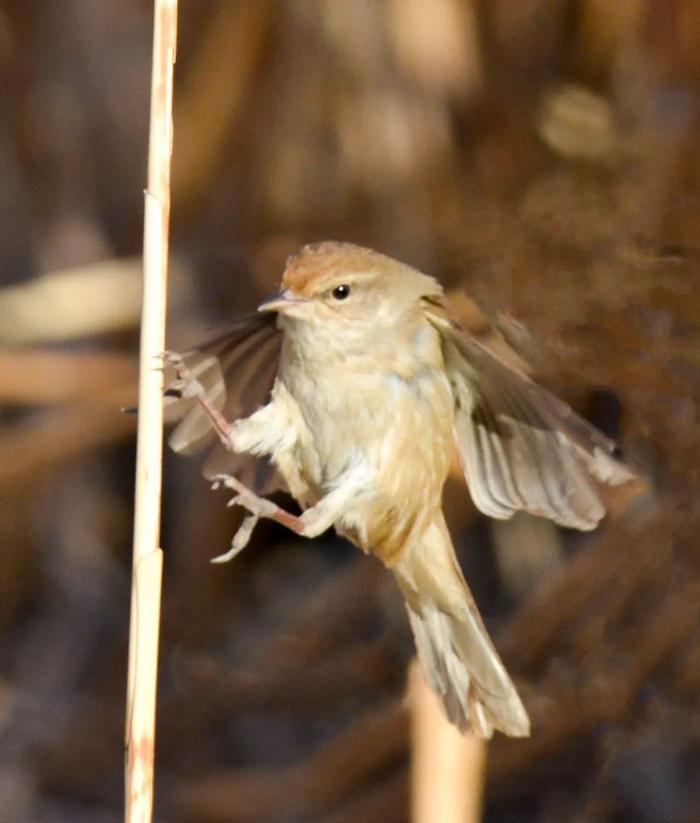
[
  {"left": 124, "top": 2, "right": 177, "bottom": 822},
  {"left": 409, "top": 662, "right": 487, "bottom": 823}
]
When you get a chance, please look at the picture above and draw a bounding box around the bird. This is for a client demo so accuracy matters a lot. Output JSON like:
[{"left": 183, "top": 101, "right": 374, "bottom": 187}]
[{"left": 165, "top": 240, "right": 633, "bottom": 738}]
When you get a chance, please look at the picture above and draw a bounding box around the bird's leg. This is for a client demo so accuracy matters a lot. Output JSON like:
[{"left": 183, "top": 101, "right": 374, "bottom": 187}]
[
  {"left": 162, "top": 352, "right": 307, "bottom": 559},
  {"left": 161, "top": 351, "right": 235, "bottom": 449},
  {"left": 213, "top": 459, "right": 369, "bottom": 542},
  {"left": 163, "top": 352, "right": 359, "bottom": 552},
  {"left": 211, "top": 473, "right": 307, "bottom": 536}
]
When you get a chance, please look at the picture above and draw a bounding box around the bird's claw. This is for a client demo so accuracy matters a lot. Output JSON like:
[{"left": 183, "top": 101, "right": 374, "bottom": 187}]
[
  {"left": 212, "top": 478, "right": 277, "bottom": 520},
  {"left": 160, "top": 350, "right": 185, "bottom": 367},
  {"left": 209, "top": 474, "right": 278, "bottom": 563},
  {"left": 210, "top": 513, "right": 259, "bottom": 564},
  {"left": 211, "top": 473, "right": 237, "bottom": 492},
  {"left": 159, "top": 350, "right": 205, "bottom": 399}
]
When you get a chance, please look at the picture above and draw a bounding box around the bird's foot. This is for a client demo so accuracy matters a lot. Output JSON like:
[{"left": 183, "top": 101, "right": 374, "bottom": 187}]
[{"left": 211, "top": 473, "right": 307, "bottom": 536}]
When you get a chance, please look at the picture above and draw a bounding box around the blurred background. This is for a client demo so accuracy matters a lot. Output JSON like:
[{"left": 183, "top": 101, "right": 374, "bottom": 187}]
[{"left": 1, "top": 1, "right": 699, "bottom": 821}]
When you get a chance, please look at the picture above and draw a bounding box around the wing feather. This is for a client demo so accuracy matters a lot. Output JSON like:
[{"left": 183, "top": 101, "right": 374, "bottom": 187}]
[
  {"left": 165, "top": 313, "right": 284, "bottom": 494},
  {"left": 434, "top": 318, "right": 632, "bottom": 530}
]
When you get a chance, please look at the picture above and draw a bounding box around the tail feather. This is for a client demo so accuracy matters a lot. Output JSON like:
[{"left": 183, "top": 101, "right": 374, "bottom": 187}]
[
  {"left": 405, "top": 599, "right": 529, "bottom": 737},
  {"left": 395, "top": 517, "right": 530, "bottom": 738}
]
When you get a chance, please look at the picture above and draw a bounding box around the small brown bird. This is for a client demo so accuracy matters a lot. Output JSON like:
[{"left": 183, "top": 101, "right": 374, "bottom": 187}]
[{"left": 166, "top": 241, "right": 632, "bottom": 738}]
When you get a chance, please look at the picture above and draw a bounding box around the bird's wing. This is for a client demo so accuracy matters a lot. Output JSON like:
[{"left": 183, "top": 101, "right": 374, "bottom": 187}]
[
  {"left": 428, "top": 309, "right": 633, "bottom": 530},
  {"left": 165, "top": 312, "right": 285, "bottom": 494}
]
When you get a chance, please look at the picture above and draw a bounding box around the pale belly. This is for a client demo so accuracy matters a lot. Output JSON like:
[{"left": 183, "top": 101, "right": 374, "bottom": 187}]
[{"left": 281, "top": 366, "right": 455, "bottom": 564}]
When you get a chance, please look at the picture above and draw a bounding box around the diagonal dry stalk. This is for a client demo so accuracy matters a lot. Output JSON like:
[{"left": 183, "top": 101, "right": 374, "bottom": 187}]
[{"left": 124, "top": 2, "right": 178, "bottom": 821}]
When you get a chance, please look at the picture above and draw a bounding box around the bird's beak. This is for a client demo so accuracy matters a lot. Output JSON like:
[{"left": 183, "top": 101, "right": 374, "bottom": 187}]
[{"left": 257, "top": 289, "right": 308, "bottom": 313}]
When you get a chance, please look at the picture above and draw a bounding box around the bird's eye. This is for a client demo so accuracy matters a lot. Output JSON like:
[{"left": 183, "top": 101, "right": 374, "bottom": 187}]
[{"left": 331, "top": 284, "right": 351, "bottom": 300}]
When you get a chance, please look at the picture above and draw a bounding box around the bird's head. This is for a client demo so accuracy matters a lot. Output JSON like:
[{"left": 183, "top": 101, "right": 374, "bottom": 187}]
[{"left": 258, "top": 242, "right": 443, "bottom": 334}]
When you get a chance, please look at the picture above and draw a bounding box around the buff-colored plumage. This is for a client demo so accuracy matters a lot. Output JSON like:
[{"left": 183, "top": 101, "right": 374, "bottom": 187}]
[{"left": 167, "top": 241, "right": 633, "bottom": 738}]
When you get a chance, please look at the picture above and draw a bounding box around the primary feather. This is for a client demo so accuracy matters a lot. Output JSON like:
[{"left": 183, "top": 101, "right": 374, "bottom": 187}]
[
  {"left": 166, "top": 313, "right": 284, "bottom": 494},
  {"left": 430, "top": 314, "right": 633, "bottom": 529}
]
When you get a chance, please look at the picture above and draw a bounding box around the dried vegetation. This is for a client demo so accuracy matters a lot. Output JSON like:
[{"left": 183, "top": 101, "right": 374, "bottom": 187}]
[{"left": 1, "top": 2, "right": 699, "bottom": 821}]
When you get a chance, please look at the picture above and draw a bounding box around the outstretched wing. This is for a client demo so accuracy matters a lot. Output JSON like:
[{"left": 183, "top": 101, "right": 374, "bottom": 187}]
[
  {"left": 431, "top": 315, "right": 633, "bottom": 530},
  {"left": 165, "top": 312, "right": 284, "bottom": 494}
]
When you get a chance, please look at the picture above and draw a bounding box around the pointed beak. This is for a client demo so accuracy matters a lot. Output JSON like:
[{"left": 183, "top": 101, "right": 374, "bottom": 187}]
[{"left": 257, "top": 289, "right": 308, "bottom": 313}]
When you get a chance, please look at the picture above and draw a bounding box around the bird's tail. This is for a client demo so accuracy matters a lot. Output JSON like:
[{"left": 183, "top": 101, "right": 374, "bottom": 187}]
[{"left": 393, "top": 516, "right": 530, "bottom": 738}]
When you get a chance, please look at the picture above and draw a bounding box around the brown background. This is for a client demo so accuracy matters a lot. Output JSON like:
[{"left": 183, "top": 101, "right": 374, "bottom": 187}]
[{"left": 1, "top": 2, "right": 699, "bottom": 821}]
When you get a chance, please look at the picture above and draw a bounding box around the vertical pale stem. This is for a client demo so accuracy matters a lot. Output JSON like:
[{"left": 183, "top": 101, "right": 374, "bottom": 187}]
[
  {"left": 125, "top": 2, "right": 177, "bottom": 822},
  {"left": 409, "top": 663, "right": 487, "bottom": 823}
]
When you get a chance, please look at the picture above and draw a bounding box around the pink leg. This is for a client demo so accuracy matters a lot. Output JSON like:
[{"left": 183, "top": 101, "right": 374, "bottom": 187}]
[
  {"left": 162, "top": 351, "right": 307, "bottom": 539},
  {"left": 211, "top": 473, "right": 307, "bottom": 535},
  {"left": 162, "top": 351, "right": 236, "bottom": 447}
]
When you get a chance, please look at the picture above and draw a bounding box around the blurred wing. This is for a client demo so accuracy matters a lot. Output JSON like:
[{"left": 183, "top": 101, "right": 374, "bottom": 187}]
[
  {"left": 433, "top": 317, "right": 633, "bottom": 530},
  {"left": 165, "top": 313, "right": 284, "bottom": 494}
]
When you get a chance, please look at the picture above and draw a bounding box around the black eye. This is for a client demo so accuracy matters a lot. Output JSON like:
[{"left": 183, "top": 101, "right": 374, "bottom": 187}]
[{"left": 331, "top": 284, "right": 350, "bottom": 300}]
